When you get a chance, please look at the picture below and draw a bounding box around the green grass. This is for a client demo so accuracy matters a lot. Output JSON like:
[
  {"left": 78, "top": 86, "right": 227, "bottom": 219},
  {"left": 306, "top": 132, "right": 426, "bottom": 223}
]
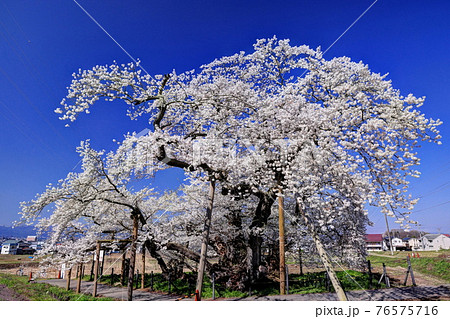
[
  {"left": 368, "top": 251, "right": 450, "bottom": 283},
  {"left": 0, "top": 273, "right": 114, "bottom": 301}
]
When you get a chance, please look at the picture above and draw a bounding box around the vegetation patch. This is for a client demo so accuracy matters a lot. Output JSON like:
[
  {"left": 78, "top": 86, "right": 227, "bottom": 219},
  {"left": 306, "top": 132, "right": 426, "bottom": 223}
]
[{"left": 0, "top": 273, "right": 114, "bottom": 301}]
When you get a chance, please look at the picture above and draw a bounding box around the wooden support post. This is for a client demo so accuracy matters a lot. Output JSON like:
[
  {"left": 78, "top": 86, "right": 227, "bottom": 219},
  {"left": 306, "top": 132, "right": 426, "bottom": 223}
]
[
  {"left": 378, "top": 263, "right": 390, "bottom": 288},
  {"left": 89, "top": 254, "right": 95, "bottom": 281},
  {"left": 127, "top": 214, "right": 139, "bottom": 301},
  {"left": 384, "top": 263, "right": 390, "bottom": 288},
  {"left": 403, "top": 256, "right": 416, "bottom": 286},
  {"left": 409, "top": 257, "right": 416, "bottom": 286},
  {"left": 66, "top": 268, "right": 72, "bottom": 290},
  {"left": 299, "top": 247, "right": 303, "bottom": 276},
  {"left": 141, "top": 247, "right": 146, "bottom": 289},
  {"left": 135, "top": 270, "right": 139, "bottom": 289},
  {"left": 195, "top": 179, "right": 216, "bottom": 301},
  {"left": 150, "top": 271, "right": 154, "bottom": 291},
  {"left": 212, "top": 273, "right": 215, "bottom": 300},
  {"left": 121, "top": 250, "right": 126, "bottom": 286},
  {"left": 100, "top": 250, "right": 105, "bottom": 276},
  {"left": 168, "top": 273, "right": 171, "bottom": 294},
  {"left": 296, "top": 198, "right": 348, "bottom": 301},
  {"left": 111, "top": 268, "right": 114, "bottom": 286},
  {"left": 368, "top": 260, "right": 373, "bottom": 289},
  {"left": 93, "top": 242, "right": 101, "bottom": 297},
  {"left": 327, "top": 272, "right": 332, "bottom": 292},
  {"left": 76, "top": 263, "right": 80, "bottom": 279},
  {"left": 278, "top": 191, "right": 286, "bottom": 295},
  {"left": 285, "top": 267, "right": 289, "bottom": 294},
  {"left": 76, "top": 263, "right": 82, "bottom": 293}
]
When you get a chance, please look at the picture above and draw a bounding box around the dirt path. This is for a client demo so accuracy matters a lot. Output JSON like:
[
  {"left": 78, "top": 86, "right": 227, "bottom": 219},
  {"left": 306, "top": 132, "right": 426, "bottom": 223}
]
[
  {"left": 230, "top": 284, "right": 450, "bottom": 301},
  {"left": 41, "top": 279, "right": 181, "bottom": 301},
  {"left": 370, "top": 264, "right": 448, "bottom": 287}
]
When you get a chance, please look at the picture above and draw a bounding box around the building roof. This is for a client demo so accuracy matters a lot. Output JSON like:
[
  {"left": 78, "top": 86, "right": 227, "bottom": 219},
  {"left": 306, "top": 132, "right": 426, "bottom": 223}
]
[
  {"left": 26, "top": 236, "right": 37, "bottom": 242},
  {"left": 1, "top": 239, "right": 20, "bottom": 245},
  {"left": 366, "top": 234, "right": 383, "bottom": 242},
  {"left": 423, "top": 234, "right": 442, "bottom": 240}
]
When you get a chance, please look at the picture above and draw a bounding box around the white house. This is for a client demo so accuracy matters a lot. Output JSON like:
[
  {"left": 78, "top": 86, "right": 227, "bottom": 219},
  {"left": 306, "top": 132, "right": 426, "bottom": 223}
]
[
  {"left": 390, "top": 237, "right": 406, "bottom": 251},
  {"left": 408, "top": 238, "right": 421, "bottom": 251},
  {"left": 420, "top": 234, "right": 450, "bottom": 251},
  {"left": 1, "top": 240, "right": 24, "bottom": 254}
]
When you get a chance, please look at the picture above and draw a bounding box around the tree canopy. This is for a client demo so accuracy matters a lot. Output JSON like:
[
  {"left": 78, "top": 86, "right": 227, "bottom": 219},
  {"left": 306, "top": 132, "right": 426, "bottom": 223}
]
[{"left": 20, "top": 37, "right": 441, "bottom": 295}]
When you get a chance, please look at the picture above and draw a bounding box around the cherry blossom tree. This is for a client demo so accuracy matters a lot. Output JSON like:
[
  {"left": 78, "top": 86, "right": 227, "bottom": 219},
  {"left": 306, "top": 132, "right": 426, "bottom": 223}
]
[{"left": 52, "top": 37, "right": 441, "bottom": 299}]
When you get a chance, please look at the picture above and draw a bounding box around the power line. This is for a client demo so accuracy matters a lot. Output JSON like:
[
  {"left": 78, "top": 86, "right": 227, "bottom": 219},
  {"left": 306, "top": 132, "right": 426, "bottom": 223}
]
[
  {"left": 299, "top": 0, "right": 379, "bottom": 79},
  {"left": 413, "top": 200, "right": 450, "bottom": 214},
  {"left": 322, "top": 0, "right": 379, "bottom": 56},
  {"left": 72, "top": 0, "right": 152, "bottom": 78}
]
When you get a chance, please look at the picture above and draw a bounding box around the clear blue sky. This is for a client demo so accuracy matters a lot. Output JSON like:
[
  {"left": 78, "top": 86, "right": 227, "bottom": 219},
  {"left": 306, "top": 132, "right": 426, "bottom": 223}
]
[{"left": 0, "top": 0, "right": 448, "bottom": 234}]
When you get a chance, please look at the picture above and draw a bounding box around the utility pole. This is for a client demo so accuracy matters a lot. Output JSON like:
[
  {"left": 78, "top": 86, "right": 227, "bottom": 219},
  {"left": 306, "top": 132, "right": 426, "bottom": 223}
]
[{"left": 384, "top": 212, "right": 394, "bottom": 255}]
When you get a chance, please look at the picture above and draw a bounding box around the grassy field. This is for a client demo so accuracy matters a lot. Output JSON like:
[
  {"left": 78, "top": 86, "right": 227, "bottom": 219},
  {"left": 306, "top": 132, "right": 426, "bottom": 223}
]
[
  {"left": 0, "top": 254, "right": 40, "bottom": 264},
  {"left": 368, "top": 250, "right": 450, "bottom": 283},
  {"left": 0, "top": 273, "right": 114, "bottom": 301}
]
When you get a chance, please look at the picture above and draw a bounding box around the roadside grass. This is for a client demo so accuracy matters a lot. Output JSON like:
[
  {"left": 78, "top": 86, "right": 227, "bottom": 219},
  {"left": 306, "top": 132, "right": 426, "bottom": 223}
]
[
  {"left": 0, "top": 273, "right": 114, "bottom": 301},
  {"left": 368, "top": 250, "right": 450, "bottom": 283}
]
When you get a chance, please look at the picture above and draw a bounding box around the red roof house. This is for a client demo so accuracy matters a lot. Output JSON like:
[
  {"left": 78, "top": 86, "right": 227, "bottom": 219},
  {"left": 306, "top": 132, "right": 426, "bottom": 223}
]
[{"left": 365, "top": 234, "right": 386, "bottom": 251}]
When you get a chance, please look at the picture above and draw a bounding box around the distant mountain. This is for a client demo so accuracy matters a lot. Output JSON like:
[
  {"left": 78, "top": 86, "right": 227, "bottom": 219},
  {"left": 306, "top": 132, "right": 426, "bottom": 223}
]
[{"left": 0, "top": 225, "right": 38, "bottom": 239}]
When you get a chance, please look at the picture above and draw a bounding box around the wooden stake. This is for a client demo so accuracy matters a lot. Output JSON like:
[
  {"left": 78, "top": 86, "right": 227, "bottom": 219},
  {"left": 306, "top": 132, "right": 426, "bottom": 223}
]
[
  {"left": 299, "top": 247, "right": 303, "bottom": 276},
  {"left": 378, "top": 263, "right": 390, "bottom": 288},
  {"left": 76, "top": 263, "right": 82, "bottom": 293},
  {"left": 121, "top": 250, "right": 126, "bottom": 286},
  {"left": 195, "top": 179, "right": 216, "bottom": 301},
  {"left": 278, "top": 192, "right": 286, "bottom": 295},
  {"left": 141, "top": 247, "right": 146, "bottom": 289},
  {"left": 212, "top": 273, "right": 215, "bottom": 300},
  {"left": 92, "top": 242, "right": 101, "bottom": 297},
  {"left": 111, "top": 268, "right": 114, "bottom": 286},
  {"left": 100, "top": 249, "right": 105, "bottom": 276},
  {"left": 89, "top": 254, "right": 94, "bottom": 281},
  {"left": 66, "top": 268, "right": 72, "bottom": 290},
  {"left": 150, "top": 271, "right": 154, "bottom": 291},
  {"left": 403, "top": 255, "right": 416, "bottom": 286}
]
